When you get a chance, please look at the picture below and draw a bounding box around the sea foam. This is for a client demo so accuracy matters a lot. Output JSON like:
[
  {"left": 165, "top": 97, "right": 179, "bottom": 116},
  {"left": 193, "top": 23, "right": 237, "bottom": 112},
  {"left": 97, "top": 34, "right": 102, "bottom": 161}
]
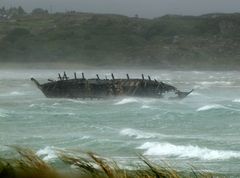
[
  {"left": 0, "top": 112, "right": 8, "bottom": 118},
  {"left": 198, "top": 81, "right": 232, "bottom": 86},
  {"left": 114, "top": 98, "right": 138, "bottom": 105},
  {"left": 120, "top": 128, "right": 157, "bottom": 139},
  {"left": 233, "top": 99, "right": 240, "bottom": 103},
  {"left": 36, "top": 146, "right": 58, "bottom": 162},
  {"left": 10, "top": 91, "right": 24, "bottom": 96},
  {"left": 141, "top": 105, "right": 151, "bottom": 109},
  {"left": 0, "top": 109, "right": 8, "bottom": 118},
  {"left": 197, "top": 104, "right": 225, "bottom": 112},
  {"left": 138, "top": 142, "right": 240, "bottom": 160}
]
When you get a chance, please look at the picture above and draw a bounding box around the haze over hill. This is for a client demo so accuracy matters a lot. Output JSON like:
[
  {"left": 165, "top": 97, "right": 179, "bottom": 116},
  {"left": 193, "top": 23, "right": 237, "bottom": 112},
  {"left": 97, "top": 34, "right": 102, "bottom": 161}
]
[
  {"left": 1, "top": 0, "right": 240, "bottom": 18},
  {"left": 0, "top": 7, "right": 240, "bottom": 69}
]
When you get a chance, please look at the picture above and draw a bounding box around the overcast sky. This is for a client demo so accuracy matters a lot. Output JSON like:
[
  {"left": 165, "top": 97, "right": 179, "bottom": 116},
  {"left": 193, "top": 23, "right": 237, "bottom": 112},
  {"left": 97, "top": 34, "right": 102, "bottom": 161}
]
[{"left": 1, "top": 0, "right": 240, "bottom": 18}]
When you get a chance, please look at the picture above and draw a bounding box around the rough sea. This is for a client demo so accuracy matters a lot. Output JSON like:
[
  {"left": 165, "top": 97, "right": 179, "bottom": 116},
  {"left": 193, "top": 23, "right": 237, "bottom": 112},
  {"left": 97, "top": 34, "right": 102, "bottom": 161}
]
[{"left": 0, "top": 69, "right": 240, "bottom": 175}]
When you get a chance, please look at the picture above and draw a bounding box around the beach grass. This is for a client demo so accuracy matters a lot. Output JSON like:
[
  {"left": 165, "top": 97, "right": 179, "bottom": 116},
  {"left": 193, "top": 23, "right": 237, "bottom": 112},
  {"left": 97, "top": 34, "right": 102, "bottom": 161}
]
[{"left": 0, "top": 146, "right": 223, "bottom": 178}]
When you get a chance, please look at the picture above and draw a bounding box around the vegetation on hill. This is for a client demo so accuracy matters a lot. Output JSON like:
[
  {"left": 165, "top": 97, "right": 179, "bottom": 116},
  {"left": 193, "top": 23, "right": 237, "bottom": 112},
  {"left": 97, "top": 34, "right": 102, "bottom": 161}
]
[{"left": 0, "top": 7, "right": 240, "bottom": 69}]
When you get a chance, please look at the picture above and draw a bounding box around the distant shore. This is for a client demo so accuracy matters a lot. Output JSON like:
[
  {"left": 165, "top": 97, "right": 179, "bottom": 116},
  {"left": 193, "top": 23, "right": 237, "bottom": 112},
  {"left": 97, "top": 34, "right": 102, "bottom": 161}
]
[{"left": 0, "top": 9, "right": 240, "bottom": 70}]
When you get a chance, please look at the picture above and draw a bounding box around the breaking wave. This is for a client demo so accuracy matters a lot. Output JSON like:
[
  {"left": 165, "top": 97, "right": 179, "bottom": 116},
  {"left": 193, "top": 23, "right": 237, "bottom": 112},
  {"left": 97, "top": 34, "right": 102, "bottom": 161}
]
[
  {"left": 67, "top": 99, "right": 86, "bottom": 104},
  {"left": 120, "top": 128, "right": 157, "bottom": 139},
  {"left": 197, "top": 81, "right": 233, "bottom": 86},
  {"left": 197, "top": 104, "right": 225, "bottom": 112},
  {"left": 197, "top": 104, "right": 240, "bottom": 112},
  {"left": 138, "top": 142, "right": 240, "bottom": 160},
  {"left": 233, "top": 99, "right": 240, "bottom": 103},
  {"left": 0, "top": 112, "right": 8, "bottom": 118},
  {"left": 141, "top": 105, "right": 151, "bottom": 109},
  {"left": 10, "top": 91, "right": 25, "bottom": 96},
  {"left": 0, "top": 109, "right": 8, "bottom": 118},
  {"left": 36, "top": 146, "right": 58, "bottom": 162},
  {"left": 189, "top": 92, "right": 201, "bottom": 96},
  {"left": 114, "top": 98, "right": 139, "bottom": 105}
]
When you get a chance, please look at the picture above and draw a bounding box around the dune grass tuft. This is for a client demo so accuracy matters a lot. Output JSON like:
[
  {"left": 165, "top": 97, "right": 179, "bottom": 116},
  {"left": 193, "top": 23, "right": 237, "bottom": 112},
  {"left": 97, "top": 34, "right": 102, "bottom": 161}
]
[{"left": 0, "top": 146, "right": 224, "bottom": 178}]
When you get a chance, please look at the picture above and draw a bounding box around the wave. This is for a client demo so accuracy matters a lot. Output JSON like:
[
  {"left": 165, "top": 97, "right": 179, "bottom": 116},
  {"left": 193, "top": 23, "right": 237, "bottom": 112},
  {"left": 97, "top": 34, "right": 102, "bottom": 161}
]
[
  {"left": 197, "top": 104, "right": 240, "bottom": 112},
  {"left": 29, "top": 104, "right": 36, "bottom": 108},
  {"left": 138, "top": 142, "right": 240, "bottom": 160},
  {"left": 0, "top": 112, "right": 8, "bottom": 118},
  {"left": 141, "top": 105, "right": 151, "bottom": 109},
  {"left": 197, "top": 81, "right": 233, "bottom": 86},
  {"left": 197, "top": 104, "right": 225, "bottom": 112},
  {"left": 189, "top": 92, "right": 201, "bottom": 96},
  {"left": 120, "top": 128, "right": 158, "bottom": 139},
  {"left": 233, "top": 99, "right": 240, "bottom": 103},
  {"left": 114, "top": 98, "right": 139, "bottom": 105},
  {"left": 36, "top": 146, "right": 58, "bottom": 162},
  {"left": 66, "top": 99, "right": 86, "bottom": 104},
  {"left": 10, "top": 91, "right": 25, "bottom": 96},
  {"left": 0, "top": 91, "right": 25, "bottom": 97},
  {"left": 0, "top": 109, "right": 8, "bottom": 118}
]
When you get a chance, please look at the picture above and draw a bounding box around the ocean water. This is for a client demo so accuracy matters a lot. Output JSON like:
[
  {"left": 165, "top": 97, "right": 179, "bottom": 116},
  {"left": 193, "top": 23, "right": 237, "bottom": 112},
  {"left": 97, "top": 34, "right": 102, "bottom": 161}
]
[{"left": 0, "top": 69, "right": 240, "bottom": 175}]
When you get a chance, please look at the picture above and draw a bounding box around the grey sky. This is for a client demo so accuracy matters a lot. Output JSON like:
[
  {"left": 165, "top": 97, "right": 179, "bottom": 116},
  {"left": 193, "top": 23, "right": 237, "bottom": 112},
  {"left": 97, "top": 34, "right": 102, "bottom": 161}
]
[{"left": 1, "top": 0, "right": 240, "bottom": 18}]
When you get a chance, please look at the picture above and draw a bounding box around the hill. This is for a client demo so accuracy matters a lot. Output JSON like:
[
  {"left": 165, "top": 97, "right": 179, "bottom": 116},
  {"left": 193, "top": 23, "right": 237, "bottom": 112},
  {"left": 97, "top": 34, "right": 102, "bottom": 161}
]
[{"left": 0, "top": 10, "right": 240, "bottom": 69}]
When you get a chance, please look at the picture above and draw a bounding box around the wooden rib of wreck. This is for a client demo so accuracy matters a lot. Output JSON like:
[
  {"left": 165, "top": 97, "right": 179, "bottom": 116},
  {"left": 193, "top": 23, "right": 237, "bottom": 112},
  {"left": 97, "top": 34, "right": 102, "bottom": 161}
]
[{"left": 31, "top": 72, "right": 193, "bottom": 99}]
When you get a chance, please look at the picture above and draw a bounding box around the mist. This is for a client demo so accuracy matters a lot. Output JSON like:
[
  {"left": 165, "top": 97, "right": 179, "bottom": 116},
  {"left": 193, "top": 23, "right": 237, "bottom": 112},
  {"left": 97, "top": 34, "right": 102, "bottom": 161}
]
[{"left": 1, "top": 0, "right": 240, "bottom": 18}]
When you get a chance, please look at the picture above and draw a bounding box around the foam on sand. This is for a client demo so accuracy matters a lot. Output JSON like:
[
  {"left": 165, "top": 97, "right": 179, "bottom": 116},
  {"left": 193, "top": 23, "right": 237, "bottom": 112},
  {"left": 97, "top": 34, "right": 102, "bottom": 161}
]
[{"left": 138, "top": 142, "right": 240, "bottom": 160}]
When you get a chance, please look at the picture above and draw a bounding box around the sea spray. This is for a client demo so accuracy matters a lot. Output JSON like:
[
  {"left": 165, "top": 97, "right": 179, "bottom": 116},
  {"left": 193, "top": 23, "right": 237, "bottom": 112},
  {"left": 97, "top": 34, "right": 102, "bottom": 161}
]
[{"left": 138, "top": 142, "right": 240, "bottom": 160}]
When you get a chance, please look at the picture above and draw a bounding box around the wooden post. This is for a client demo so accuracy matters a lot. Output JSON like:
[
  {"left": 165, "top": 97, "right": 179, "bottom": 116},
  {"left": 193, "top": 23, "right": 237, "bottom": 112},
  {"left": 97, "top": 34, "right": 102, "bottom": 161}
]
[
  {"left": 96, "top": 74, "right": 100, "bottom": 80},
  {"left": 74, "top": 72, "right": 77, "bottom": 79},
  {"left": 82, "top": 72, "right": 85, "bottom": 79},
  {"left": 142, "top": 74, "right": 145, "bottom": 80},
  {"left": 58, "top": 73, "right": 62, "bottom": 80},
  {"left": 126, "top": 74, "right": 130, "bottom": 80},
  {"left": 64, "top": 71, "right": 68, "bottom": 80},
  {"left": 111, "top": 73, "right": 115, "bottom": 80},
  {"left": 148, "top": 76, "right": 151, "bottom": 81}
]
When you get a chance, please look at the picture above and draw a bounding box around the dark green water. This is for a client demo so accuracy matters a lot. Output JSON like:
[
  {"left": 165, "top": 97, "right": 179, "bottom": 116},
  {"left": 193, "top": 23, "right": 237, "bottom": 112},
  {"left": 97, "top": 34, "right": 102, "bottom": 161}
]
[{"left": 0, "top": 69, "right": 240, "bottom": 175}]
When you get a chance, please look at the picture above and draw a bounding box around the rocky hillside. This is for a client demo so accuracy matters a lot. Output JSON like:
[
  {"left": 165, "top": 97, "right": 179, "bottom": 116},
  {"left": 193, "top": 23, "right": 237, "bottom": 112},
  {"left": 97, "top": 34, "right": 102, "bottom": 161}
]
[{"left": 0, "top": 11, "right": 240, "bottom": 69}]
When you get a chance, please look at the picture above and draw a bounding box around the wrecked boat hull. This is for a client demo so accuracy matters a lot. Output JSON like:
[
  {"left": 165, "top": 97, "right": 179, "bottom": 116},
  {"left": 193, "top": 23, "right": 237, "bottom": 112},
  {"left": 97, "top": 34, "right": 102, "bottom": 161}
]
[{"left": 31, "top": 73, "right": 192, "bottom": 99}]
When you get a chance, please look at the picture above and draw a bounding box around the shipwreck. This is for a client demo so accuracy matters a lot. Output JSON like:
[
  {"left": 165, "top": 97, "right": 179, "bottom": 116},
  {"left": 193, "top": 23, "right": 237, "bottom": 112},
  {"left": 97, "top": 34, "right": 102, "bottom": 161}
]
[{"left": 31, "top": 72, "right": 193, "bottom": 99}]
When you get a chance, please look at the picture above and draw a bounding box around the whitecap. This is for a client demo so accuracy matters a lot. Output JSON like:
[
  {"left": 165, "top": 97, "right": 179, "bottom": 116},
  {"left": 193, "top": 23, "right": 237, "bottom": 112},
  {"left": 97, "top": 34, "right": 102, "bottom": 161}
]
[
  {"left": 197, "top": 104, "right": 225, "bottom": 112},
  {"left": 189, "top": 92, "right": 201, "bottom": 96},
  {"left": 36, "top": 146, "right": 58, "bottom": 162},
  {"left": 114, "top": 98, "right": 138, "bottom": 105},
  {"left": 81, "top": 136, "right": 91, "bottom": 140},
  {"left": 67, "top": 99, "right": 86, "bottom": 104},
  {"left": 138, "top": 142, "right": 240, "bottom": 160},
  {"left": 233, "top": 99, "right": 240, "bottom": 103},
  {"left": 198, "top": 81, "right": 232, "bottom": 86},
  {"left": 10, "top": 91, "right": 24, "bottom": 96},
  {"left": 120, "top": 128, "right": 157, "bottom": 139},
  {"left": 53, "top": 102, "right": 60, "bottom": 106},
  {"left": 0, "top": 112, "right": 8, "bottom": 118},
  {"left": 0, "top": 109, "right": 8, "bottom": 118},
  {"left": 141, "top": 105, "right": 151, "bottom": 109},
  {"left": 29, "top": 104, "right": 35, "bottom": 108}
]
